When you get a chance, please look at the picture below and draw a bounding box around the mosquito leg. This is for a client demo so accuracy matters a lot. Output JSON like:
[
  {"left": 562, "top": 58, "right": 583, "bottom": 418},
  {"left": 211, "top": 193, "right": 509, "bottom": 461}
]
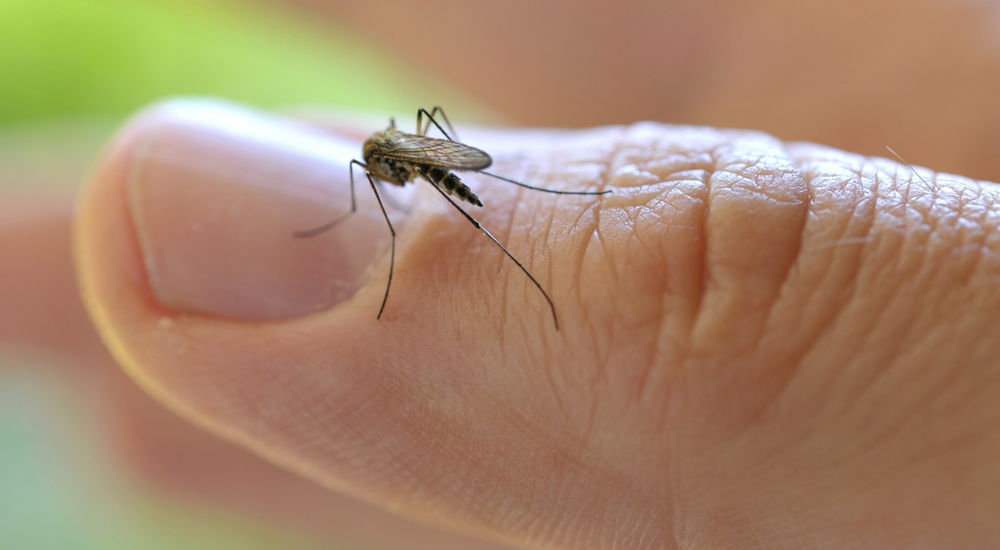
[
  {"left": 294, "top": 159, "right": 365, "bottom": 238},
  {"left": 377, "top": 180, "right": 413, "bottom": 215},
  {"left": 368, "top": 173, "right": 397, "bottom": 320},
  {"left": 427, "top": 106, "right": 459, "bottom": 140},
  {"left": 420, "top": 108, "right": 609, "bottom": 198},
  {"left": 418, "top": 107, "right": 608, "bottom": 195},
  {"left": 428, "top": 183, "right": 559, "bottom": 330},
  {"left": 478, "top": 170, "right": 612, "bottom": 196},
  {"left": 417, "top": 107, "right": 459, "bottom": 142},
  {"left": 431, "top": 106, "right": 458, "bottom": 139},
  {"left": 416, "top": 109, "right": 429, "bottom": 137}
]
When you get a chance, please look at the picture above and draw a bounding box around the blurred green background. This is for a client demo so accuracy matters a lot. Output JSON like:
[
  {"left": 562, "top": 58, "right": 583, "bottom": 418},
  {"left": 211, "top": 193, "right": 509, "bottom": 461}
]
[
  {"left": 0, "top": 0, "right": 467, "bottom": 548},
  {"left": 0, "top": 0, "right": 417, "bottom": 125},
  {"left": 0, "top": 370, "right": 316, "bottom": 550},
  {"left": 0, "top": 0, "right": 474, "bottom": 192}
]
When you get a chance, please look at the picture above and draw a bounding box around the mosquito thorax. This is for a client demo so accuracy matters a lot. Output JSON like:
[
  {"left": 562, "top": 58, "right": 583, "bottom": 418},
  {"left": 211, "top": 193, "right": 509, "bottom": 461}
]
[{"left": 363, "top": 128, "right": 415, "bottom": 185}]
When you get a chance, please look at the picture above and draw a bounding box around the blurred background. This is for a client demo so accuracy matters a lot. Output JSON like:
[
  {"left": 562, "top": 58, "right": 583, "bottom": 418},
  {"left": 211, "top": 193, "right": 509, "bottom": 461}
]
[
  {"left": 1, "top": 2, "right": 469, "bottom": 549},
  {"left": 3, "top": 0, "right": 1000, "bottom": 548}
]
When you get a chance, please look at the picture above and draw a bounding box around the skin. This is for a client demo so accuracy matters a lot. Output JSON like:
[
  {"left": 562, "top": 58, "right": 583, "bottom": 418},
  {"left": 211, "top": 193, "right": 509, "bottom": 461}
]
[
  {"left": 66, "top": 100, "right": 999, "bottom": 549},
  {"left": 3, "top": 1, "right": 1000, "bottom": 548},
  {"left": 304, "top": 0, "right": 1000, "bottom": 181}
]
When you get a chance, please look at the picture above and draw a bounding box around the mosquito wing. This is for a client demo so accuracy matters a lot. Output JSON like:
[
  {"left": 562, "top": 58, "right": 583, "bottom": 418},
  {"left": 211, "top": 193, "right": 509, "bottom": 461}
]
[{"left": 380, "top": 133, "right": 492, "bottom": 171}]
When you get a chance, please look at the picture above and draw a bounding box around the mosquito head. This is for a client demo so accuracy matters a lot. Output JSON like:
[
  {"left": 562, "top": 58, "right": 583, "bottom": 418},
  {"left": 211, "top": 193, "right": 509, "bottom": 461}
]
[
  {"left": 362, "top": 130, "right": 391, "bottom": 166},
  {"left": 362, "top": 135, "right": 378, "bottom": 164}
]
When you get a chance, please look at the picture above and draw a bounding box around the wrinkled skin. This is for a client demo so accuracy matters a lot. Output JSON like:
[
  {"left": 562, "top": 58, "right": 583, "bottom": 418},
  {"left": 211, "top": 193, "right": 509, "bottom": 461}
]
[
  {"left": 4, "top": 0, "right": 1000, "bottom": 548},
  {"left": 68, "top": 100, "right": 999, "bottom": 549}
]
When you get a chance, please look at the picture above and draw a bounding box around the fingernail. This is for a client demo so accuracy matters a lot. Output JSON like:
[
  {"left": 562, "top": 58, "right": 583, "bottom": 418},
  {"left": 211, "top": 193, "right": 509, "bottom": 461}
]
[{"left": 127, "top": 99, "right": 389, "bottom": 320}]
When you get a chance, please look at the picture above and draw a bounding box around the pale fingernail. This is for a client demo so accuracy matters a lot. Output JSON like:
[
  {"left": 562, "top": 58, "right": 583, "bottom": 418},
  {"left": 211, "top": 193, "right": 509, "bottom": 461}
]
[{"left": 127, "top": 99, "right": 388, "bottom": 320}]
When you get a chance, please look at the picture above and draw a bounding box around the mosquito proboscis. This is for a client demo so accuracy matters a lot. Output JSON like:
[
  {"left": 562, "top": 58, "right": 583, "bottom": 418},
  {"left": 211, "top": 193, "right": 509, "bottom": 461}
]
[{"left": 294, "top": 106, "right": 611, "bottom": 330}]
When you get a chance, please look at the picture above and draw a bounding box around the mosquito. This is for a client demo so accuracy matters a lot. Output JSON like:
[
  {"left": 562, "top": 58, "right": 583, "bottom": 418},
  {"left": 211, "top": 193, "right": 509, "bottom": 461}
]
[{"left": 294, "top": 106, "right": 611, "bottom": 330}]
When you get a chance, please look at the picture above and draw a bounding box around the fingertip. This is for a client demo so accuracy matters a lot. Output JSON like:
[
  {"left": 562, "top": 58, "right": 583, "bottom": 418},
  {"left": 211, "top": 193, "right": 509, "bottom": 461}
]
[{"left": 74, "top": 98, "right": 399, "bottom": 434}]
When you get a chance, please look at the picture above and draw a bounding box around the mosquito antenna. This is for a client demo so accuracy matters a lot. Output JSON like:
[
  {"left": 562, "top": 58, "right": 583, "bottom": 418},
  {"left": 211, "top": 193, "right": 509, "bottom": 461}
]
[
  {"left": 478, "top": 170, "right": 612, "bottom": 196},
  {"left": 885, "top": 145, "right": 930, "bottom": 186},
  {"left": 294, "top": 159, "right": 365, "bottom": 238},
  {"left": 428, "top": 183, "right": 559, "bottom": 330}
]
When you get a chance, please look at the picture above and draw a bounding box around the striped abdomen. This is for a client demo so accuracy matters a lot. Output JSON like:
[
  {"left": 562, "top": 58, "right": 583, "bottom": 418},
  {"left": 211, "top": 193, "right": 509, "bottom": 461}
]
[{"left": 420, "top": 166, "right": 483, "bottom": 207}]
